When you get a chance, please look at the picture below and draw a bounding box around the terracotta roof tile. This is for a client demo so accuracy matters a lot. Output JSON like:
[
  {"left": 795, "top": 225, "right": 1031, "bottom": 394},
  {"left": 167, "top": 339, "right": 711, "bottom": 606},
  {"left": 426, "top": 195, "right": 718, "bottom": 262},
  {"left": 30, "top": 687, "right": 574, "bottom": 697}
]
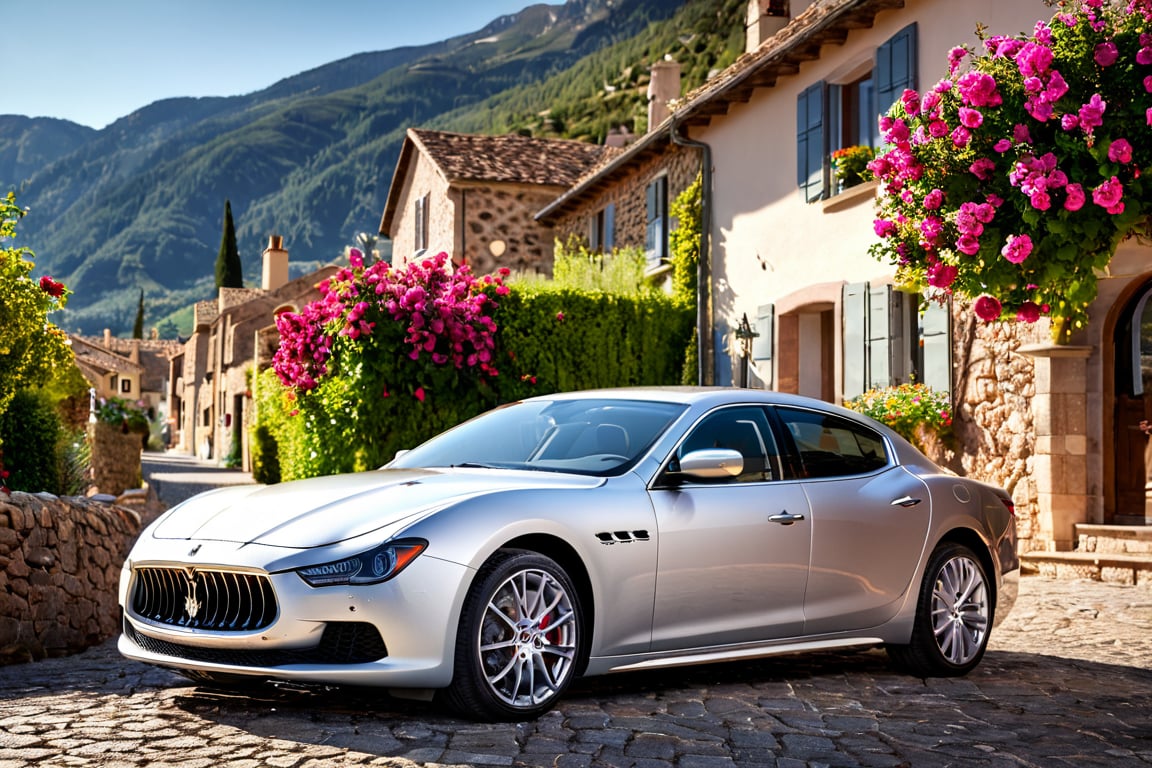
[{"left": 409, "top": 129, "right": 611, "bottom": 187}]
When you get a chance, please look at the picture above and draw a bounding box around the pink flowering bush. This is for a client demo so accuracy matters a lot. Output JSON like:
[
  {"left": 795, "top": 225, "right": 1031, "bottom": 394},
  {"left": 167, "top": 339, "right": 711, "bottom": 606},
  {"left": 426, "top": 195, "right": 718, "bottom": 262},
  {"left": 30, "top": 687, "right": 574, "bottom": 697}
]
[
  {"left": 272, "top": 250, "right": 504, "bottom": 393},
  {"left": 260, "top": 245, "right": 695, "bottom": 480},
  {"left": 870, "top": 0, "right": 1152, "bottom": 340},
  {"left": 265, "top": 250, "right": 510, "bottom": 476}
]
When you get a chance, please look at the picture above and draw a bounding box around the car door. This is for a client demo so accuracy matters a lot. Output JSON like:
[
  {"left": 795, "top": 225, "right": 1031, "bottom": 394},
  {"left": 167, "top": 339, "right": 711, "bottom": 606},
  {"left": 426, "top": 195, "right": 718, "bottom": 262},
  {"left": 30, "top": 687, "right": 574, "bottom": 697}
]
[
  {"left": 771, "top": 406, "right": 932, "bottom": 635},
  {"left": 647, "top": 406, "right": 812, "bottom": 651}
]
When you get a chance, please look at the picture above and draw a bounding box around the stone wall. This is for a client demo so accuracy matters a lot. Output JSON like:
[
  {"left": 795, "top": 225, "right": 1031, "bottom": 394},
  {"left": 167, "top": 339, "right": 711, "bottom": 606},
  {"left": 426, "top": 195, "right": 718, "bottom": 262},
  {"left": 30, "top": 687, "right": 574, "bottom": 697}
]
[
  {"left": 89, "top": 421, "right": 142, "bottom": 496},
  {"left": 458, "top": 184, "right": 565, "bottom": 276},
  {"left": 948, "top": 309, "right": 1047, "bottom": 552},
  {"left": 550, "top": 144, "right": 700, "bottom": 253},
  {"left": 0, "top": 491, "right": 140, "bottom": 664}
]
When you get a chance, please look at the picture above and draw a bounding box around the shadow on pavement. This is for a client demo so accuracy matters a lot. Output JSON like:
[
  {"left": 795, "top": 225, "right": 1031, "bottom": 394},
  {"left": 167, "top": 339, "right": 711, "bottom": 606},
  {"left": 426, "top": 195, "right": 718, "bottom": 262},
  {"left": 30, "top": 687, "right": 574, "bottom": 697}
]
[{"left": 142, "top": 450, "right": 257, "bottom": 510}]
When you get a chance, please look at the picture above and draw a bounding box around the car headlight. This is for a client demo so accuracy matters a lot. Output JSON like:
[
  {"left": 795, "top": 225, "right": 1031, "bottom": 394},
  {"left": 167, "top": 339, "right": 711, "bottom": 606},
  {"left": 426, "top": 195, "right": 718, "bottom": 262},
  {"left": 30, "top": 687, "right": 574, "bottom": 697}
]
[{"left": 295, "top": 538, "right": 427, "bottom": 587}]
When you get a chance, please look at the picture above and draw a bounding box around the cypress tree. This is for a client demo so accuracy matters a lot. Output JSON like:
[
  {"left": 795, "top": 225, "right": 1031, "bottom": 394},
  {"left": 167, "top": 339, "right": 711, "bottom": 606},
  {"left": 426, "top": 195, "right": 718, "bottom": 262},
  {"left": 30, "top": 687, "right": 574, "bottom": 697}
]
[
  {"left": 132, "top": 288, "right": 145, "bottom": 339},
  {"left": 215, "top": 199, "right": 243, "bottom": 288}
]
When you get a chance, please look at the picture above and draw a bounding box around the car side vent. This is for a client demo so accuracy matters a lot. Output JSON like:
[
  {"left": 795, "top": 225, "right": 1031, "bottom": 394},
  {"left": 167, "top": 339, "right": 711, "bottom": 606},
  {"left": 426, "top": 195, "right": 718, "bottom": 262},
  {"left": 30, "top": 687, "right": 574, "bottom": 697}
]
[{"left": 595, "top": 530, "right": 650, "bottom": 545}]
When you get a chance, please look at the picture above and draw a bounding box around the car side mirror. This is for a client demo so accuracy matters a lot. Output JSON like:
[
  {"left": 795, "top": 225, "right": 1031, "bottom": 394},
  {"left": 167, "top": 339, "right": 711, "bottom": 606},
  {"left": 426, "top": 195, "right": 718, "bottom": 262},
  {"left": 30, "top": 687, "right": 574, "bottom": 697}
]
[{"left": 670, "top": 448, "right": 743, "bottom": 479}]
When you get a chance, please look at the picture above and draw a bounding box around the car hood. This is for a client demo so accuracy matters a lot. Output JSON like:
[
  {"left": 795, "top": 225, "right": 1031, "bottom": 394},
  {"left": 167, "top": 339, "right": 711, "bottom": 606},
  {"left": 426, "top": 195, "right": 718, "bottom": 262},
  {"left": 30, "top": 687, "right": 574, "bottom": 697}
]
[{"left": 150, "top": 468, "right": 603, "bottom": 548}]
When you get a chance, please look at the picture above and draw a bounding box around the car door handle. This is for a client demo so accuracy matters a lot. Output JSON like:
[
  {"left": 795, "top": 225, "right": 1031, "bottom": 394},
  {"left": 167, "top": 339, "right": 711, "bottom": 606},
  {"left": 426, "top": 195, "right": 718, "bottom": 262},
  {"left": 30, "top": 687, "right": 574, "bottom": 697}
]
[
  {"left": 768, "top": 512, "right": 806, "bottom": 525},
  {"left": 890, "top": 496, "right": 922, "bottom": 507}
]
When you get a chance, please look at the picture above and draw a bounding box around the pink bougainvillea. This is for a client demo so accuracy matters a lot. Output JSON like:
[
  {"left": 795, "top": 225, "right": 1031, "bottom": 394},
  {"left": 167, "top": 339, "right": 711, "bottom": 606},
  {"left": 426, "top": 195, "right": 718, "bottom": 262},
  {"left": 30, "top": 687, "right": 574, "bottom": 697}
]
[
  {"left": 272, "top": 251, "right": 505, "bottom": 391},
  {"left": 869, "top": 1, "right": 1152, "bottom": 339}
]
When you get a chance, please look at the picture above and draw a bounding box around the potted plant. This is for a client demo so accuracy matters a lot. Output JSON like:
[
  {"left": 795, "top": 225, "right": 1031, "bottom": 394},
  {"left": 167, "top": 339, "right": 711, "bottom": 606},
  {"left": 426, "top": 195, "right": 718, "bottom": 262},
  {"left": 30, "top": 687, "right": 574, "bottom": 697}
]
[{"left": 831, "top": 144, "right": 875, "bottom": 190}]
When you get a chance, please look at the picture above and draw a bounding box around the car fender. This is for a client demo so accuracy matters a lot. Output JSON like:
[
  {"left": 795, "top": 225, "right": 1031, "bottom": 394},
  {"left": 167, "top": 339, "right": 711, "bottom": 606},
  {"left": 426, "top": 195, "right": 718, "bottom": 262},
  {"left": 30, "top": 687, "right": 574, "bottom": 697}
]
[{"left": 398, "top": 478, "right": 659, "bottom": 658}]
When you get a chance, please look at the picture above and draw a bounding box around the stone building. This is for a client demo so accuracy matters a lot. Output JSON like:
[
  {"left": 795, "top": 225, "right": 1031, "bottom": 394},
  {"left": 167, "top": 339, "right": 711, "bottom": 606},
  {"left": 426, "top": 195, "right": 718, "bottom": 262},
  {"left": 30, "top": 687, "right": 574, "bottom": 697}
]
[
  {"left": 379, "top": 128, "right": 613, "bottom": 273},
  {"left": 169, "top": 236, "right": 337, "bottom": 469},
  {"left": 70, "top": 332, "right": 182, "bottom": 420}
]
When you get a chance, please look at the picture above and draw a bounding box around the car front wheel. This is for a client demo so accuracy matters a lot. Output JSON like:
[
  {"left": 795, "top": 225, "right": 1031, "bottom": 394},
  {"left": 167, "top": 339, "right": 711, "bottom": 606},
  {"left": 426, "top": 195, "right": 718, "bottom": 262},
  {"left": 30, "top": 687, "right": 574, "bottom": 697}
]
[
  {"left": 887, "top": 542, "right": 992, "bottom": 676},
  {"left": 442, "top": 549, "right": 583, "bottom": 720}
]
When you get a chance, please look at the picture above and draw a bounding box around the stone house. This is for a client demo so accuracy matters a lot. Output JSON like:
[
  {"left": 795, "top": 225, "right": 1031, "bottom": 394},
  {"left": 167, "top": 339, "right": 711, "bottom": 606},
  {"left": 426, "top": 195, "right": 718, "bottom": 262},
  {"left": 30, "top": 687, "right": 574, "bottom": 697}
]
[
  {"left": 169, "top": 236, "right": 337, "bottom": 469},
  {"left": 534, "top": 0, "right": 1149, "bottom": 561},
  {"left": 379, "top": 128, "right": 613, "bottom": 273},
  {"left": 70, "top": 332, "right": 182, "bottom": 419}
]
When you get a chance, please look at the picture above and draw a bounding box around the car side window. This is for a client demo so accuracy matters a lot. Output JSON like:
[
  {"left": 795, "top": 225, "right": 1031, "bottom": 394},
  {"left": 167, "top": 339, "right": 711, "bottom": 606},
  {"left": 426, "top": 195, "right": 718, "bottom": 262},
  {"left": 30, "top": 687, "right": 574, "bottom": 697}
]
[
  {"left": 773, "top": 407, "right": 888, "bottom": 478},
  {"left": 676, "top": 406, "right": 780, "bottom": 483}
]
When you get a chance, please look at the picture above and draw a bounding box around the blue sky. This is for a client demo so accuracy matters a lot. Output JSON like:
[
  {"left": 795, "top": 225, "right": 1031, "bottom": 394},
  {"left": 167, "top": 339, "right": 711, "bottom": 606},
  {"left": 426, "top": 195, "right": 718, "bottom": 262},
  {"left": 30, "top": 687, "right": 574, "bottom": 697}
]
[{"left": 4, "top": 0, "right": 534, "bottom": 129}]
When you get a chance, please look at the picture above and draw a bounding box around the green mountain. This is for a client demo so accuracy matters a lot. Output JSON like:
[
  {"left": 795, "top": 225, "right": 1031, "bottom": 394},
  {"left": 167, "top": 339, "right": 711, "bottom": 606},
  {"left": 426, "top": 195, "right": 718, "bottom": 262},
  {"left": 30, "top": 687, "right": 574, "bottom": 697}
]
[{"left": 2, "top": 0, "right": 744, "bottom": 336}]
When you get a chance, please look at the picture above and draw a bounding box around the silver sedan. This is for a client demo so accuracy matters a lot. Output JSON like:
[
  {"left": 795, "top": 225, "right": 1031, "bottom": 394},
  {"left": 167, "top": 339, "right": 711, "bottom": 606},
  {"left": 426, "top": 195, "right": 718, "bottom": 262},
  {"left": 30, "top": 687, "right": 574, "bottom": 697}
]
[{"left": 118, "top": 387, "right": 1019, "bottom": 720}]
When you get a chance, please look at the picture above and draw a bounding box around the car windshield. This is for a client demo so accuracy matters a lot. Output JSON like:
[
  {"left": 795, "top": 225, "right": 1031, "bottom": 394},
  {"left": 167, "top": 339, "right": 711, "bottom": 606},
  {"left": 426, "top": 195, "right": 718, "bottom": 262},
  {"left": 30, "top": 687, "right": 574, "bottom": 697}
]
[{"left": 388, "top": 398, "right": 687, "bottom": 476}]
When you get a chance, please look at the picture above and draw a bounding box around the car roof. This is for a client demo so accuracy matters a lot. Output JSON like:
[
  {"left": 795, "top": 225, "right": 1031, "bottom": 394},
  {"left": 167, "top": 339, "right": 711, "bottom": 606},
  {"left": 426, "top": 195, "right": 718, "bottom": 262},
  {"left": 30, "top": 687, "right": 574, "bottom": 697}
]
[{"left": 528, "top": 386, "right": 854, "bottom": 412}]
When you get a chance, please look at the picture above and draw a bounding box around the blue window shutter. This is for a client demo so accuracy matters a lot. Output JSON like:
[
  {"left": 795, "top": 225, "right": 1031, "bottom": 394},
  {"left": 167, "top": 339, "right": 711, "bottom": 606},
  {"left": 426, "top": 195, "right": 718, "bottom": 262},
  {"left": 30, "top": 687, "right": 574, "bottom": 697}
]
[
  {"left": 867, "top": 283, "right": 893, "bottom": 390},
  {"left": 919, "top": 300, "right": 951, "bottom": 394},
  {"left": 753, "top": 304, "right": 774, "bottom": 361},
  {"left": 843, "top": 283, "right": 867, "bottom": 399},
  {"left": 875, "top": 23, "right": 918, "bottom": 118},
  {"left": 604, "top": 203, "right": 616, "bottom": 251},
  {"left": 796, "top": 82, "right": 827, "bottom": 202}
]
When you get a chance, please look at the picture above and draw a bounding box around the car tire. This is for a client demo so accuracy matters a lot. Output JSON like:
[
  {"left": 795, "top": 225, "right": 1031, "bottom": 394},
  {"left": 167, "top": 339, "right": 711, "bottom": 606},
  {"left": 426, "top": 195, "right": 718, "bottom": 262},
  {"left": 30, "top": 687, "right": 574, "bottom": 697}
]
[
  {"left": 441, "top": 549, "right": 583, "bottom": 721},
  {"left": 886, "top": 542, "right": 992, "bottom": 677}
]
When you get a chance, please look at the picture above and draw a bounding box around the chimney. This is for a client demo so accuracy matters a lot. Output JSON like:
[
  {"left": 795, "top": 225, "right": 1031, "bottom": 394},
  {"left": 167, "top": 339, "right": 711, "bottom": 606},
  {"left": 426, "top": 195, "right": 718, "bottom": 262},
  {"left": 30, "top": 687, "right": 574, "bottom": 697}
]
[
  {"left": 647, "top": 56, "right": 681, "bottom": 132},
  {"left": 262, "top": 234, "right": 289, "bottom": 291},
  {"left": 746, "top": 0, "right": 789, "bottom": 53},
  {"left": 104, "top": 328, "right": 112, "bottom": 347}
]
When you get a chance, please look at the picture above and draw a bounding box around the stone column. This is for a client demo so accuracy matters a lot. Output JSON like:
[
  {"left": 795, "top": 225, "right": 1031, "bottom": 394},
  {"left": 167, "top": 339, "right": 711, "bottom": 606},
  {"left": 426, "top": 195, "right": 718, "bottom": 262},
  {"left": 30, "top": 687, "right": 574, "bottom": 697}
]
[{"left": 1020, "top": 344, "right": 1092, "bottom": 551}]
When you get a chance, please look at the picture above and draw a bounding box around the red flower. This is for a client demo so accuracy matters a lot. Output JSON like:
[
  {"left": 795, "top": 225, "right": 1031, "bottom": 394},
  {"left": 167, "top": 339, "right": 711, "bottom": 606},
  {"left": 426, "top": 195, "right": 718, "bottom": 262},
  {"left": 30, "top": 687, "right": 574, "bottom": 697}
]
[
  {"left": 39, "top": 275, "right": 65, "bottom": 297},
  {"left": 974, "top": 295, "right": 1003, "bottom": 322},
  {"left": 414, "top": 387, "right": 426, "bottom": 402}
]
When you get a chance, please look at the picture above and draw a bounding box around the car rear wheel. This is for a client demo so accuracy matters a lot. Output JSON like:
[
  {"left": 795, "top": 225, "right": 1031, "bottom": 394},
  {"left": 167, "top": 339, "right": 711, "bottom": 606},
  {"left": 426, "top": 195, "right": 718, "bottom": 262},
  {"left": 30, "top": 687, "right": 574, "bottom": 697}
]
[
  {"left": 887, "top": 542, "right": 992, "bottom": 676},
  {"left": 441, "top": 549, "right": 583, "bottom": 721}
]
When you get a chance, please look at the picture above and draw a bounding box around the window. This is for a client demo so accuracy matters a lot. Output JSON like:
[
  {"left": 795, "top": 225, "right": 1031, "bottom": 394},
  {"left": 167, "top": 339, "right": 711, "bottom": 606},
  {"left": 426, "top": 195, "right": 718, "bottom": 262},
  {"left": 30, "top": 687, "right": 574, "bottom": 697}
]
[
  {"left": 645, "top": 177, "right": 668, "bottom": 267},
  {"left": 120, "top": 378, "right": 132, "bottom": 394},
  {"left": 842, "top": 282, "right": 951, "bottom": 400},
  {"left": 796, "top": 24, "right": 917, "bottom": 201},
  {"left": 414, "top": 193, "right": 430, "bottom": 253},
  {"left": 590, "top": 204, "right": 616, "bottom": 253},
  {"left": 774, "top": 407, "right": 888, "bottom": 478},
  {"left": 674, "top": 406, "right": 781, "bottom": 483},
  {"left": 830, "top": 73, "right": 876, "bottom": 152}
]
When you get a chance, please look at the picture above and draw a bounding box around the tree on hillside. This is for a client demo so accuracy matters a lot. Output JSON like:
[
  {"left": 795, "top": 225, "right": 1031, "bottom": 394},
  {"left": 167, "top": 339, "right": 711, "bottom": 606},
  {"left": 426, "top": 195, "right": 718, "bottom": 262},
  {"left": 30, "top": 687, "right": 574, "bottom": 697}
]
[
  {"left": 132, "top": 288, "right": 145, "bottom": 339},
  {"left": 215, "top": 199, "right": 243, "bottom": 289}
]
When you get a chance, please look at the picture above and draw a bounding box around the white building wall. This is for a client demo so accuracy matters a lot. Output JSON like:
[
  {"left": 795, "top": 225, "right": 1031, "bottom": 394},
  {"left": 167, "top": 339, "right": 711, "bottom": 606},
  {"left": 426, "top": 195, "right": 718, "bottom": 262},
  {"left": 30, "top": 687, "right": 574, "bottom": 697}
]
[{"left": 694, "top": 0, "right": 1051, "bottom": 390}]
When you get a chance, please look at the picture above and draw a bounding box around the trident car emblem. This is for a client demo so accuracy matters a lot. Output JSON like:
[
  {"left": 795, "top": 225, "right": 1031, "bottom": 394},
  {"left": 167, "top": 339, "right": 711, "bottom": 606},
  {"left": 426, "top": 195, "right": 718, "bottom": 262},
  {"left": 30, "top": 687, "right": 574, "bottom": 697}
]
[{"left": 183, "top": 578, "right": 201, "bottom": 619}]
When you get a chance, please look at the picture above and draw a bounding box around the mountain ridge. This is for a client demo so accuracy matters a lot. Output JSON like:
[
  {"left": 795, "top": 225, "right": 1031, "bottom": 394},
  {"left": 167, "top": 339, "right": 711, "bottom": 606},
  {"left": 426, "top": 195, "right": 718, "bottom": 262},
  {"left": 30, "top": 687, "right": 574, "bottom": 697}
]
[{"left": 2, "top": 0, "right": 743, "bottom": 336}]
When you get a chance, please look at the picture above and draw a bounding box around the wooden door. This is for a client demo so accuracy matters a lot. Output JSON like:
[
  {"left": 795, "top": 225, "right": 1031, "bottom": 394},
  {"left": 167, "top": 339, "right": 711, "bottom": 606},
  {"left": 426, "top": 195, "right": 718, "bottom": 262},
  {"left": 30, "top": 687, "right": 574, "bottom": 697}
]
[
  {"left": 1115, "top": 394, "right": 1150, "bottom": 516},
  {"left": 1114, "top": 284, "right": 1152, "bottom": 520}
]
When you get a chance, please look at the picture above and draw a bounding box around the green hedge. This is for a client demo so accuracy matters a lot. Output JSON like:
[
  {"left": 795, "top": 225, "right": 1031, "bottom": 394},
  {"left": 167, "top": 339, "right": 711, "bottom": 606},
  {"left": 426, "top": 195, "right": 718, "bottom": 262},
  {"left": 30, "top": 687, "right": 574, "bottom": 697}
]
[{"left": 0, "top": 389, "right": 63, "bottom": 493}]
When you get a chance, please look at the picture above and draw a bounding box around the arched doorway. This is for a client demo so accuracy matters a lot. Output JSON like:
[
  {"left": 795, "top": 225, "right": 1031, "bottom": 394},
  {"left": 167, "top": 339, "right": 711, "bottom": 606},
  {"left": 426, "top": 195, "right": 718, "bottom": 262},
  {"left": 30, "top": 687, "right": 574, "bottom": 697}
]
[{"left": 1112, "top": 278, "right": 1152, "bottom": 524}]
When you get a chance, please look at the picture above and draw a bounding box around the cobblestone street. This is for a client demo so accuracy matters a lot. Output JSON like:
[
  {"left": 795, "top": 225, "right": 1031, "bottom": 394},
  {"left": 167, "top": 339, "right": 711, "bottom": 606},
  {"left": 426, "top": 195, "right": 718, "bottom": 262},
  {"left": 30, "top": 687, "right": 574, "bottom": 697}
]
[{"left": 1, "top": 576, "right": 1150, "bottom": 767}]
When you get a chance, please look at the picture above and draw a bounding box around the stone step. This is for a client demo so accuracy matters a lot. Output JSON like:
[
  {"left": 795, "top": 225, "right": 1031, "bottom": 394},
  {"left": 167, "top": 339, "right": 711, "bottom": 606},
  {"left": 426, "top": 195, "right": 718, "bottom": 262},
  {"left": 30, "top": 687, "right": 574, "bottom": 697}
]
[
  {"left": 1076, "top": 524, "right": 1152, "bottom": 555},
  {"left": 1019, "top": 550, "right": 1152, "bottom": 586},
  {"left": 1020, "top": 524, "right": 1152, "bottom": 586}
]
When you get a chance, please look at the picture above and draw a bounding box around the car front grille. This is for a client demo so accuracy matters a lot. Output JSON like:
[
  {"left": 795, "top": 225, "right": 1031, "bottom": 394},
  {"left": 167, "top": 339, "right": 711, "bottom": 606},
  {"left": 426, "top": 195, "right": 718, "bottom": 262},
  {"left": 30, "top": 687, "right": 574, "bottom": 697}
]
[
  {"left": 123, "top": 620, "right": 388, "bottom": 666},
  {"left": 130, "top": 566, "right": 277, "bottom": 631}
]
